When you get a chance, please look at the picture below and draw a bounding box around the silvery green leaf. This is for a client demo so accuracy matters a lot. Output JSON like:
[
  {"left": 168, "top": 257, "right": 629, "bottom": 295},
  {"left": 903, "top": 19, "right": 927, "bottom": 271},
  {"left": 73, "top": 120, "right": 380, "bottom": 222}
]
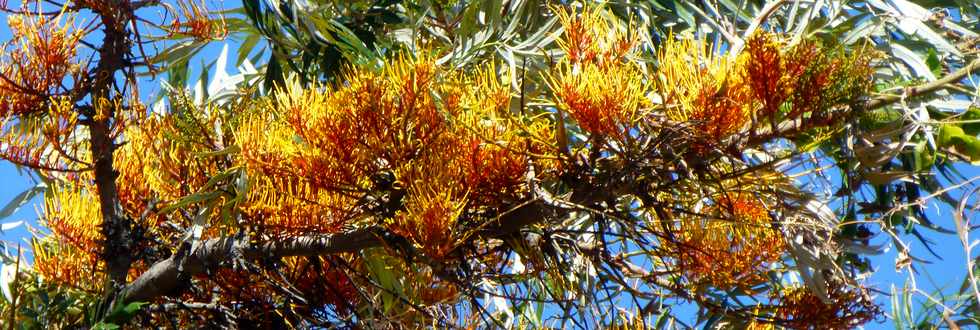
[
  {"left": 928, "top": 99, "right": 974, "bottom": 112},
  {"left": 786, "top": 240, "right": 832, "bottom": 303},
  {"left": 0, "top": 262, "right": 16, "bottom": 302},
  {"left": 0, "top": 221, "right": 22, "bottom": 232},
  {"left": 886, "top": 0, "right": 931, "bottom": 20},
  {"left": 891, "top": 43, "right": 937, "bottom": 81},
  {"left": 511, "top": 253, "right": 525, "bottom": 274},
  {"left": 843, "top": 241, "right": 886, "bottom": 255},
  {"left": 804, "top": 199, "right": 838, "bottom": 226},
  {"left": 0, "top": 184, "right": 44, "bottom": 221},
  {"left": 842, "top": 16, "right": 886, "bottom": 45},
  {"left": 899, "top": 19, "right": 961, "bottom": 55}
]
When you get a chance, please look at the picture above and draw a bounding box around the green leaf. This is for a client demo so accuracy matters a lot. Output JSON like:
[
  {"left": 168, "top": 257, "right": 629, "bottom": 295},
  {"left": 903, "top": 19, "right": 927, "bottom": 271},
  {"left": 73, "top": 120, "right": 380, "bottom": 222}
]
[
  {"left": 926, "top": 48, "right": 942, "bottom": 77},
  {"left": 891, "top": 43, "right": 937, "bottom": 81},
  {"left": 193, "top": 145, "right": 241, "bottom": 158},
  {"left": 264, "top": 54, "right": 285, "bottom": 91},
  {"left": 962, "top": 137, "right": 980, "bottom": 162},
  {"left": 158, "top": 191, "right": 223, "bottom": 215},
  {"left": 363, "top": 249, "right": 403, "bottom": 313},
  {"left": 116, "top": 301, "right": 147, "bottom": 318},
  {"left": 960, "top": 107, "right": 980, "bottom": 136},
  {"left": 913, "top": 141, "right": 935, "bottom": 171},
  {"left": 671, "top": 0, "right": 696, "bottom": 28},
  {"left": 937, "top": 124, "right": 965, "bottom": 147},
  {"left": 101, "top": 301, "right": 148, "bottom": 326}
]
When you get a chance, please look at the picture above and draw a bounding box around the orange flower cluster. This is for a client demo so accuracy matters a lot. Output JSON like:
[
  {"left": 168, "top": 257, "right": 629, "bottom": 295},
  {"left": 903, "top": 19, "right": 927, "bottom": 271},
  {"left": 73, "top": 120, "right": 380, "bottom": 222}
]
[
  {"left": 32, "top": 181, "right": 155, "bottom": 290},
  {"left": 32, "top": 238, "right": 102, "bottom": 291},
  {"left": 280, "top": 256, "right": 360, "bottom": 316},
  {"left": 554, "top": 6, "right": 635, "bottom": 67},
  {"left": 0, "top": 7, "right": 90, "bottom": 172},
  {"left": 243, "top": 175, "right": 353, "bottom": 234},
  {"left": 675, "top": 193, "right": 786, "bottom": 290},
  {"left": 0, "top": 97, "right": 87, "bottom": 172},
  {"left": 405, "top": 266, "right": 459, "bottom": 311},
  {"left": 237, "top": 54, "right": 553, "bottom": 254},
  {"left": 455, "top": 65, "right": 553, "bottom": 205},
  {"left": 742, "top": 34, "right": 801, "bottom": 120},
  {"left": 549, "top": 7, "right": 648, "bottom": 140},
  {"left": 165, "top": 0, "right": 227, "bottom": 41},
  {"left": 657, "top": 32, "right": 876, "bottom": 152},
  {"left": 0, "top": 9, "right": 82, "bottom": 117},
  {"left": 764, "top": 286, "right": 879, "bottom": 329},
  {"left": 781, "top": 41, "right": 876, "bottom": 124},
  {"left": 197, "top": 256, "right": 357, "bottom": 316}
]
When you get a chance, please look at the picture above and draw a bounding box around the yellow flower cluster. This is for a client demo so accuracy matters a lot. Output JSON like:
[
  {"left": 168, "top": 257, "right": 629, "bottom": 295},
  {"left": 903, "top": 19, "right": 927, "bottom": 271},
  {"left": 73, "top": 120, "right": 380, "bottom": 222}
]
[
  {"left": 390, "top": 159, "right": 468, "bottom": 259},
  {"left": 655, "top": 32, "right": 875, "bottom": 150},
  {"left": 0, "top": 7, "right": 88, "bottom": 172},
  {"left": 658, "top": 36, "right": 753, "bottom": 146},
  {"left": 549, "top": 7, "right": 648, "bottom": 140},
  {"left": 0, "top": 97, "right": 88, "bottom": 172},
  {"left": 33, "top": 185, "right": 104, "bottom": 291},
  {"left": 236, "top": 54, "right": 553, "bottom": 254},
  {"left": 113, "top": 98, "right": 227, "bottom": 235},
  {"left": 762, "top": 285, "right": 878, "bottom": 329}
]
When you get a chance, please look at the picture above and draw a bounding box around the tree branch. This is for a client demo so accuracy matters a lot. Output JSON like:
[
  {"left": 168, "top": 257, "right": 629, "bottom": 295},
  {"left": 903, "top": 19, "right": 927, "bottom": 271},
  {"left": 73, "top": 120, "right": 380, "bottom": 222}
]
[
  {"left": 118, "top": 228, "right": 384, "bottom": 303},
  {"left": 115, "top": 160, "right": 616, "bottom": 307},
  {"left": 117, "top": 197, "right": 569, "bottom": 305},
  {"left": 90, "top": 1, "right": 135, "bottom": 288},
  {"left": 865, "top": 58, "right": 980, "bottom": 110}
]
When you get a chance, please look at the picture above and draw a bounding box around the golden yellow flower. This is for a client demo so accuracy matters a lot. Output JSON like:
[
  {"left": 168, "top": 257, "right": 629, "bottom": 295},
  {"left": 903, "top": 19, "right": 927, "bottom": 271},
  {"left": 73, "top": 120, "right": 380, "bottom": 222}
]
[
  {"left": 766, "top": 285, "right": 879, "bottom": 329},
  {"left": 32, "top": 238, "right": 103, "bottom": 292},
  {"left": 33, "top": 184, "right": 103, "bottom": 290},
  {"left": 391, "top": 157, "right": 468, "bottom": 260},
  {"left": 555, "top": 6, "right": 636, "bottom": 65},
  {"left": 657, "top": 36, "right": 752, "bottom": 144}
]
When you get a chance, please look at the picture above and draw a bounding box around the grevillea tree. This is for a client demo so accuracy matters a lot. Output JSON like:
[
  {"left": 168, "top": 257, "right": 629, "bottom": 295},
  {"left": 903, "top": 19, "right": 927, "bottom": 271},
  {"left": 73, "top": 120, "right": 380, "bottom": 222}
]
[{"left": 0, "top": 0, "right": 978, "bottom": 328}]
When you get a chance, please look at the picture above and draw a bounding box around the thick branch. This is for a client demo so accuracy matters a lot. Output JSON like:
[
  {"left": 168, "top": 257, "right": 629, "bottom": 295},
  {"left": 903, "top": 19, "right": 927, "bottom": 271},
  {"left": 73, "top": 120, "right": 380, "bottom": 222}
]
[
  {"left": 865, "top": 58, "right": 980, "bottom": 110},
  {"left": 117, "top": 162, "right": 610, "bottom": 307},
  {"left": 117, "top": 186, "right": 581, "bottom": 305},
  {"left": 90, "top": 1, "right": 134, "bottom": 288},
  {"left": 118, "top": 228, "right": 383, "bottom": 303}
]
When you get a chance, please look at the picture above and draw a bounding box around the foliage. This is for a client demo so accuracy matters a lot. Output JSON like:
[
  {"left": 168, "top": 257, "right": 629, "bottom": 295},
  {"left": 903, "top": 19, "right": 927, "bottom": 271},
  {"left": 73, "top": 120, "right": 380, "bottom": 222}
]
[{"left": 0, "top": 0, "right": 976, "bottom": 328}]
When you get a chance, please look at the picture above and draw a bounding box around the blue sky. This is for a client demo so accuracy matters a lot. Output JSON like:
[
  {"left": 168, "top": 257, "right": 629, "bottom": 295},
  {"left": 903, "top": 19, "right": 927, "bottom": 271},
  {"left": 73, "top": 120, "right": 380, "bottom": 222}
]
[{"left": 0, "top": 1, "right": 975, "bottom": 328}]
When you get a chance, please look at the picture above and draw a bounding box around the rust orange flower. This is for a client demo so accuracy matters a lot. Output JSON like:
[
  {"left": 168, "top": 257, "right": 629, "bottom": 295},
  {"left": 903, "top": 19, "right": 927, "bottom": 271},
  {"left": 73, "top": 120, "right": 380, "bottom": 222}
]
[
  {"left": 550, "top": 7, "right": 647, "bottom": 140},
  {"left": 767, "top": 285, "right": 879, "bottom": 329},
  {"left": 675, "top": 193, "right": 785, "bottom": 290},
  {"left": 165, "top": 0, "right": 227, "bottom": 41}
]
